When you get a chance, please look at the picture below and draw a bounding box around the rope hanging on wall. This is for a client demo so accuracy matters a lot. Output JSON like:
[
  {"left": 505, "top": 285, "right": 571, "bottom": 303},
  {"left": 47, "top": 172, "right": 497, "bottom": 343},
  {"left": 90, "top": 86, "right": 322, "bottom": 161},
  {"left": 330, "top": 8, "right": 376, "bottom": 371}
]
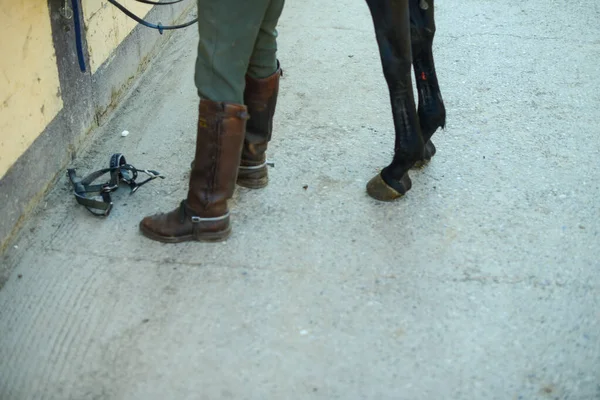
[
  {"left": 70, "top": 0, "right": 198, "bottom": 72},
  {"left": 108, "top": 0, "right": 199, "bottom": 35}
]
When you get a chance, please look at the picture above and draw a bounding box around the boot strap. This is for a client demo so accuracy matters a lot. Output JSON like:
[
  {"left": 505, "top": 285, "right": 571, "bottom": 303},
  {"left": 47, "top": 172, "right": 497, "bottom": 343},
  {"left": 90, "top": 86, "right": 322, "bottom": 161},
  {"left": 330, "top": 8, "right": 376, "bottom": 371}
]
[
  {"left": 179, "top": 201, "right": 229, "bottom": 223},
  {"left": 191, "top": 214, "right": 229, "bottom": 222},
  {"left": 238, "top": 161, "right": 275, "bottom": 170}
]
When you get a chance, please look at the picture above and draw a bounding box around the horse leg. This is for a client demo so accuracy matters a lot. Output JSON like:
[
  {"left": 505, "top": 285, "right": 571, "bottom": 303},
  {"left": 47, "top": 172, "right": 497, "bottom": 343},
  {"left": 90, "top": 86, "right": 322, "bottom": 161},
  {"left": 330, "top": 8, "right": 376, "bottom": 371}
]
[
  {"left": 365, "top": 0, "right": 424, "bottom": 201},
  {"left": 409, "top": 0, "right": 446, "bottom": 168}
]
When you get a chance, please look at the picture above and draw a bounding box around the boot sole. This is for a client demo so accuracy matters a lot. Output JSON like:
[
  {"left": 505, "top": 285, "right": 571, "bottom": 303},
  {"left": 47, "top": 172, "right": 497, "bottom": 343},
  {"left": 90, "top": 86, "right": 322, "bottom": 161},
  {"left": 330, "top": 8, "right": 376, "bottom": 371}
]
[{"left": 139, "top": 223, "right": 231, "bottom": 243}]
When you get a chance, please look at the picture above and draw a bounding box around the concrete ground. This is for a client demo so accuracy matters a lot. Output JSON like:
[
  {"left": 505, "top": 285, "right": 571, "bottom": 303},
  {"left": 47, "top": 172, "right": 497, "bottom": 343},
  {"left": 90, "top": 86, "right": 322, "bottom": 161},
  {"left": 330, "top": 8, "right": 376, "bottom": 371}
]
[{"left": 1, "top": 0, "right": 599, "bottom": 399}]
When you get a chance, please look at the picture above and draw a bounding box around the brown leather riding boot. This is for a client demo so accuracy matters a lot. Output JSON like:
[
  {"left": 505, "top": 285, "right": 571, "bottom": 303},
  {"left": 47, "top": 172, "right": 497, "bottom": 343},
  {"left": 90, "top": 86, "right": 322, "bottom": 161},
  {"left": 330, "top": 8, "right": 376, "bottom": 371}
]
[
  {"left": 140, "top": 99, "right": 249, "bottom": 243},
  {"left": 236, "top": 61, "right": 282, "bottom": 189}
]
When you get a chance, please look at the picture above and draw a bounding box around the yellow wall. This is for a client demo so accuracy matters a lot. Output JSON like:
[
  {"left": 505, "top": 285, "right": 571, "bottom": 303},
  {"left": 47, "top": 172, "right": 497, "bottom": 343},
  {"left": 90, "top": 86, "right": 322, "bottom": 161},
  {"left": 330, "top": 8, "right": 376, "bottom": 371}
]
[
  {"left": 83, "top": 0, "right": 153, "bottom": 73},
  {"left": 0, "top": 1, "right": 157, "bottom": 179},
  {"left": 0, "top": 1, "right": 63, "bottom": 179}
]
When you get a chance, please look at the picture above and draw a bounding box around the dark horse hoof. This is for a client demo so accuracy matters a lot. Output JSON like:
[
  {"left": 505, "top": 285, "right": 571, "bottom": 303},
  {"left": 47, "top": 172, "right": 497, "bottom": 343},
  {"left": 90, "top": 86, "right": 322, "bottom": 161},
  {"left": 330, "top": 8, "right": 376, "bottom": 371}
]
[
  {"left": 366, "top": 172, "right": 412, "bottom": 202},
  {"left": 412, "top": 140, "right": 436, "bottom": 169}
]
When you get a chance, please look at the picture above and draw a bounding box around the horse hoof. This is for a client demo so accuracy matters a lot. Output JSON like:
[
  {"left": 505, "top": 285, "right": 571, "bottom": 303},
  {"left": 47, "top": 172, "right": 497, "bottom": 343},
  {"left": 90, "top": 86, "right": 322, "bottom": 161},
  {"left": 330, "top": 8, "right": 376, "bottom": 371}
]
[
  {"left": 412, "top": 160, "right": 427, "bottom": 169},
  {"left": 411, "top": 140, "right": 436, "bottom": 170},
  {"left": 366, "top": 173, "right": 411, "bottom": 202}
]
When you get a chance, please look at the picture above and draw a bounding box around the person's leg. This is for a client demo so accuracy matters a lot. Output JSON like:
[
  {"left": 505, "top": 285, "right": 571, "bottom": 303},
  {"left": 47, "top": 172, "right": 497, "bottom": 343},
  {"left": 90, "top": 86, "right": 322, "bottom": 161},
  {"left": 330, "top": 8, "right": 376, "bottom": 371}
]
[
  {"left": 140, "top": 0, "right": 273, "bottom": 243},
  {"left": 193, "top": 0, "right": 275, "bottom": 103},
  {"left": 237, "top": 0, "right": 285, "bottom": 189},
  {"left": 247, "top": 0, "right": 285, "bottom": 79}
]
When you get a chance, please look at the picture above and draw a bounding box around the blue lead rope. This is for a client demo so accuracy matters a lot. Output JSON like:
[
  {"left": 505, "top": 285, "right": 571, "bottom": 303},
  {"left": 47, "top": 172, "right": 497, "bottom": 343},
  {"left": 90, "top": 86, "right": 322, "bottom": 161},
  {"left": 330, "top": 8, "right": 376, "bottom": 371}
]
[{"left": 71, "top": 0, "right": 86, "bottom": 72}]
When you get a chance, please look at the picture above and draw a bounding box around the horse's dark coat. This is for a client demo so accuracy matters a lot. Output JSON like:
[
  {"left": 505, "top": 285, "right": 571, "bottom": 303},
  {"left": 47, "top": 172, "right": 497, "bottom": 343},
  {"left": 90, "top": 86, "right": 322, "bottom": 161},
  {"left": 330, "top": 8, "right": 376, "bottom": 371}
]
[{"left": 365, "top": 0, "right": 446, "bottom": 198}]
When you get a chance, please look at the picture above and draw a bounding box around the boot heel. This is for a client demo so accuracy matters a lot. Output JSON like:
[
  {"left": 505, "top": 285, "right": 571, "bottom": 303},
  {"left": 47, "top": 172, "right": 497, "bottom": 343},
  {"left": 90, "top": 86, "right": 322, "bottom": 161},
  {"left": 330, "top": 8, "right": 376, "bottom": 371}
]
[
  {"left": 194, "top": 225, "right": 231, "bottom": 242},
  {"left": 237, "top": 176, "right": 268, "bottom": 189},
  {"left": 237, "top": 164, "right": 268, "bottom": 188}
]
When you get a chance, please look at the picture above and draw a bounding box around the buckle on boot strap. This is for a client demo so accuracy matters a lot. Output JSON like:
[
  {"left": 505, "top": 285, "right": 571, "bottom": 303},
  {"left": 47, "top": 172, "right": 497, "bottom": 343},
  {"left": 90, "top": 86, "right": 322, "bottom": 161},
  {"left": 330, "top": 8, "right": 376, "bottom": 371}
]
[{"left": 67, "top": 153, "right": 164, "bottom": 217}]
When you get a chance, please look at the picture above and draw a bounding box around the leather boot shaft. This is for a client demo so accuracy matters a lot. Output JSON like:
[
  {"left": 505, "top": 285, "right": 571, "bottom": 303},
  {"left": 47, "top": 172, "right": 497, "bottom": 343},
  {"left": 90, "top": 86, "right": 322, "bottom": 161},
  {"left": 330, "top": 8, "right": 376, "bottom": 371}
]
[
  {"left": 236, "top": 62, "right": 281, "bottom": 189},
  {"left": 241, "top": 62, "right": 282, "bottom": 166},
  {"left": 188, "top": 99, "right": 249, "bottom": 216},
  {"left": 140, "top": 99, "right": 248, "bottom": 243}
]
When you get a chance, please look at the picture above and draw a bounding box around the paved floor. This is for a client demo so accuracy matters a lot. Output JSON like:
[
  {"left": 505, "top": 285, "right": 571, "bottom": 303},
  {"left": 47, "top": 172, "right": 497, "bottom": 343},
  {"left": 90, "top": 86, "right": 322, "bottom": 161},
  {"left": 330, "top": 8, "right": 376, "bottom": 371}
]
[{"left": 1, "top": 0, "right": 599, "bottom": 399}]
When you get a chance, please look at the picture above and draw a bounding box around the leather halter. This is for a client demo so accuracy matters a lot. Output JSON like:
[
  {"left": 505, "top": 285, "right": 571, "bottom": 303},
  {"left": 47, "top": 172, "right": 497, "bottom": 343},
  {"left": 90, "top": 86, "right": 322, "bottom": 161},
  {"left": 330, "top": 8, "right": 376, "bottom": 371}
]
[{"left": 67, "top": 153, "right": 164, "bottom": 217}]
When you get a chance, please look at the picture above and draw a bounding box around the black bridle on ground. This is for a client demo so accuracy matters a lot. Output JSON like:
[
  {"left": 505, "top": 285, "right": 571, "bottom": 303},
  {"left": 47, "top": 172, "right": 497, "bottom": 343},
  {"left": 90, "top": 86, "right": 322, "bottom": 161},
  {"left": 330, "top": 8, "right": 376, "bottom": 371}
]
[{"left": 67, "top": 154, "right": 164, "bottom": 217}]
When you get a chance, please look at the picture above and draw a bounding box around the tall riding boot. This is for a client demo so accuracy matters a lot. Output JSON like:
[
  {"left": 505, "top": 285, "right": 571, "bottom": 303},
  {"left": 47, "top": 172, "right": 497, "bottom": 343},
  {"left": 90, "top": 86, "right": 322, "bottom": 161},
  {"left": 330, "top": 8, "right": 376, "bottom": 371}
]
[
  {"left": 236, "top": 61, "right": 282, "bottom": 189},
  {"left": 140, "top": 99, "right": 248, "bottom": 243}
]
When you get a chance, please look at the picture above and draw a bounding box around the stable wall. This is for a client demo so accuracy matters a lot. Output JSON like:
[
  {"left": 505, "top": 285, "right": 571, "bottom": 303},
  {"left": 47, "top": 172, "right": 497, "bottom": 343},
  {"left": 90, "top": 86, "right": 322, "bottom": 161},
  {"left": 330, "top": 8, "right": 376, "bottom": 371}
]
[
  {"left": 83, "top": 0, "right": 153, "bottom": 73},
  {"left": 0, "top": 1, "right": 63, "bottom": 179},
  {"left": 0, "top": 0, "right": 193, "bottom": 253}
]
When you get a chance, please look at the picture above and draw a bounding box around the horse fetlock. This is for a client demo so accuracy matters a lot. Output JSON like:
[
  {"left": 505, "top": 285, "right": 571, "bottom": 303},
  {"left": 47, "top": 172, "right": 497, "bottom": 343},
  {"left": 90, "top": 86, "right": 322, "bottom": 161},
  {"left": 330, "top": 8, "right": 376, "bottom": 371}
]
[
  {"left": 418, "top": 95, "right": 445, "bottom": 136},
  {"left": 411, "top": 140, "right": 436, "bottom": 169}
]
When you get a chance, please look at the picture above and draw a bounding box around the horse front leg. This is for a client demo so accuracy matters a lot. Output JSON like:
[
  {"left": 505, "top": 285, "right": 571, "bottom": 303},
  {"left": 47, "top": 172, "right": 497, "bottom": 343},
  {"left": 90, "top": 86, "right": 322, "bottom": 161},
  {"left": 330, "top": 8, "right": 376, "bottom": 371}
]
[
  {"left": 409, "top": 0, "right": 446, "bottom": 167},
  {"left": 365, "top": 0, "right": 424, "bottom": 201}
]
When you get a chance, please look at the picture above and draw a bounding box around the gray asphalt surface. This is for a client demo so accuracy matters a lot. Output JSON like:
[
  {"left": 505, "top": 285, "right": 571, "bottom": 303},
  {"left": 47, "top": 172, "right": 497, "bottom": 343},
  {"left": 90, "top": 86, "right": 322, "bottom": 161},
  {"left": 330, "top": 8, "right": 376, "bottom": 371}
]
[{"left": 1, "top": 0, "right": 599, "bottom": 399}]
